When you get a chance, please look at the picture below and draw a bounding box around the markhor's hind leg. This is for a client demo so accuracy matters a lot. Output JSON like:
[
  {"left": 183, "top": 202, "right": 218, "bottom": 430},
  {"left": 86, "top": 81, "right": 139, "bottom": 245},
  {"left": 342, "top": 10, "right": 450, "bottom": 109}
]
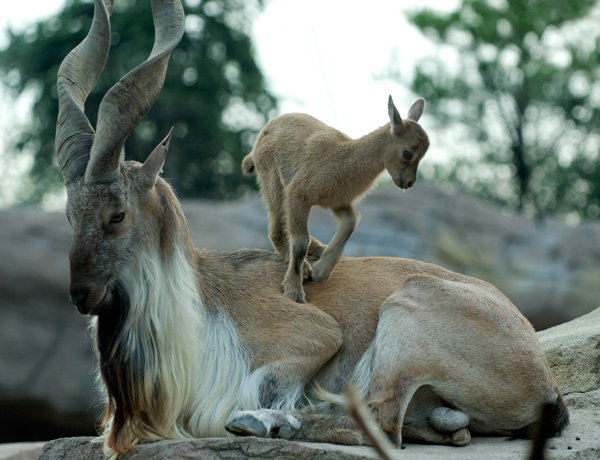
[
  {"left": 308, "top": 236, "right": 327, "bottom": 259},
  {"left": 366, "top": 294, "right": 472, "bottom": 447},
  {"left": 366, "top": 382, "right": 471, "bottom": 447},
  {"left": 225, "top": 406, "right": 470, "bottom": 448},
  {"left": 261, "top": 181, "right": 290, "bottom": 262},
  {"left": 313, "top": 205, "right": 360, "bottom": 281}
]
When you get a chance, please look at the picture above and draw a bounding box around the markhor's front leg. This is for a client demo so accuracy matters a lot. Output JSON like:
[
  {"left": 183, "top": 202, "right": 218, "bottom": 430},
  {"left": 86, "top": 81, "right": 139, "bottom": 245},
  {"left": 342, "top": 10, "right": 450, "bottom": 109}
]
[
  {"left": 235, "top": 291, "right": 345, "bottom": 408},
  {"left": 282, "top": 201, "right": 312, "bottom": 303},
  {"left": 226, "top": 410, "right": 369, "bottom": 446}
]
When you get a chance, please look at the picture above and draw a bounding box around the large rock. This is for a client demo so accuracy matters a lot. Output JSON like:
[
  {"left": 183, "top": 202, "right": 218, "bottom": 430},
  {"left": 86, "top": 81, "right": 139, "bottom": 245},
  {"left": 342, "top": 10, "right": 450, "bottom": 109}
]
[
  {"left": 2, "top": 183, "right": 600, "bottom": 443},
  {"left": 0, "top": 208, "right": 98, "bottom": 442},
  {"left": 36, "top": 389, "right": 600, "bottom": 459},
  {"left": 539, "top": 307, "right": 600, "bottom": 395}
]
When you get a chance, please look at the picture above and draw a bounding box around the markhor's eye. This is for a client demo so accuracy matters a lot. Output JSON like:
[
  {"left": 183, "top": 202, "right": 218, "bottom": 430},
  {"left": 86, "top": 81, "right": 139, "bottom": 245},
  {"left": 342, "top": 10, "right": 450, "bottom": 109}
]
[
  {"left": 110, "top": 212, "right": 125, "bottom": 223},
  {"left": 403, "top": 150, "right": 413, "bottom": 160}
]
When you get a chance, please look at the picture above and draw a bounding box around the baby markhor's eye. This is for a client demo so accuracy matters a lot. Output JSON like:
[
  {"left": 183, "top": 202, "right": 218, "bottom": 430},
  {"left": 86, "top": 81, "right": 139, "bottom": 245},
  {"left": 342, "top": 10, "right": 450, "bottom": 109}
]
[
  {"left": 403, "top": 149, "right": 414, "bottom": 160},
  {"left": 110, "top": 212, "right": 125, "bottom": 223}
]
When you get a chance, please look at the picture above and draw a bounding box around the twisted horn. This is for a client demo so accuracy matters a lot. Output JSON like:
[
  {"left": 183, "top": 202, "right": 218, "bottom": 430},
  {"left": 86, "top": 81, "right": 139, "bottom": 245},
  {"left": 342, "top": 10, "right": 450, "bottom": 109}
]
[
  {"left": 55, "top": 0, "right": 114, "bottom": 185},
  {"left": 85, "top": 0, "right": 185, "bottom": 184}
]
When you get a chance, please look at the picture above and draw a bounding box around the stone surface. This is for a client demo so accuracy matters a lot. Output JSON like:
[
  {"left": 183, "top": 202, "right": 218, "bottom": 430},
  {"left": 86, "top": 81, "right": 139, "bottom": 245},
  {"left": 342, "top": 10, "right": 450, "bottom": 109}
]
[
  {"left": 539, "top": 307, "right": 600, "bottom": 395},
  {"left": 37, "top": 390, "right": 600, "bottom": 459},
  {"left": 2, "top": 183, "right": 600, "bottom": 442},
  {"left": 40, "top": 437, "right": 381, "bottom": 460},
  {"left": 0, "top": 442, "right": 45, "bottom": 460}
]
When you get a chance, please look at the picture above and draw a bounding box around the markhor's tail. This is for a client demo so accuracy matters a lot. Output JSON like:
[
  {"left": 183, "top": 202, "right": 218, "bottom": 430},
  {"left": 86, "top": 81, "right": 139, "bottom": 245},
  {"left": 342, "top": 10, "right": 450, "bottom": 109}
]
[
  {"left": 241, "top": 153, "right": 255, "bottom": 176},
  {"left": 513, "top": 393, "right": 570, "bottom": 442},
  {"left": 547, "top": 393, "right": 570, "bottom": 437},
  {"left": 526, "top": 395, "right": 570, "bottom": 460}
]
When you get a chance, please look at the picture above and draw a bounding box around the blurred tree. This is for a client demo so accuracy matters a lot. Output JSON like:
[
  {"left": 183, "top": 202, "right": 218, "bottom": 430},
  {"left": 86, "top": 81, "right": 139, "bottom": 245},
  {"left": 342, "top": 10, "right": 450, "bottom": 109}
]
[
  {"left": 0, "top": 0, "right": 276, "bottom": 203},
  {"left": 403, "top": 0, "right": 600, "bottom": 220}
]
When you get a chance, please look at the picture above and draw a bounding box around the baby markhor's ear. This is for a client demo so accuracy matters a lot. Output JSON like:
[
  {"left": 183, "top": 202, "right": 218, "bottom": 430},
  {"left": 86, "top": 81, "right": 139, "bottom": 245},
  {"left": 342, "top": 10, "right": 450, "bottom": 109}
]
[{"left": 388, "top": 95, "right": 405, "bottom": 135}]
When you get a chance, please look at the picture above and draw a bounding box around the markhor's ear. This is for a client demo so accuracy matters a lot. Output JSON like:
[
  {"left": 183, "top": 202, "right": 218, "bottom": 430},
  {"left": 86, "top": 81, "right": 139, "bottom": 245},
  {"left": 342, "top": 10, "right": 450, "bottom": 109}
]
[
  {"left": 388, "top": 95, "right": 404, "bottom": 135},
  {"left": 141, "top": 127, "right": 174, "bottom": 188}
]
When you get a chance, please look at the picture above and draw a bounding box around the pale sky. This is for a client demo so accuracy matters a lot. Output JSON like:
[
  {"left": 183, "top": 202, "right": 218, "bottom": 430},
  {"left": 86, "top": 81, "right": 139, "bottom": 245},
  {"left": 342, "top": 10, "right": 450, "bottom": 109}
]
[
  {"left": 252, "top": 0, "right": 453, "bottom": 137},
  {"left": 0, "top": 0, "right": 456, "bottom": 208}
]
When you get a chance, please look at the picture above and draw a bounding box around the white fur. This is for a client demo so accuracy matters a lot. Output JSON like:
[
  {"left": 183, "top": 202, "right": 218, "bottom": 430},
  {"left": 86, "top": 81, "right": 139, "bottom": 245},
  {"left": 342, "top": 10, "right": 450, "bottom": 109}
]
[
  {"left": 95, "top": 238, "right": 203, "bottom": 455},
  {"left": 183, "top": 308, "right": 254, "bottom": 437},
  {"left": 183, "top": 312, "right": 307, "bottom": 437},
  {"left": 95, "top": 231, "right": 307, "bottom": 453},
  {"left": 124, "top": 243, "right": 202, "bottom": 431}
]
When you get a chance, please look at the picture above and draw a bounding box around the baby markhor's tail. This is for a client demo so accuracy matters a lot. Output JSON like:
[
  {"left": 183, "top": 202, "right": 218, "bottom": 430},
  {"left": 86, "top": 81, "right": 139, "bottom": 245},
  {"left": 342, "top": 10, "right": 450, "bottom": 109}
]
[{"left": 241, "top": 153, "right": 256, "bottom": 176}]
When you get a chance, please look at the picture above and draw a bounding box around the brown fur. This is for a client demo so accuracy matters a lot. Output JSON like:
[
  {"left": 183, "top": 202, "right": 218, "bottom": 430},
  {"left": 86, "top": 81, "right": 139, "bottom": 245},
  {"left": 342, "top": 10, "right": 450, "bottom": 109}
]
[
  {"left": 243, "top": 97, "right": 430, "bottom": 303},
  {"left": 67, "top": 162, "right": 567, "bottom": 454}
]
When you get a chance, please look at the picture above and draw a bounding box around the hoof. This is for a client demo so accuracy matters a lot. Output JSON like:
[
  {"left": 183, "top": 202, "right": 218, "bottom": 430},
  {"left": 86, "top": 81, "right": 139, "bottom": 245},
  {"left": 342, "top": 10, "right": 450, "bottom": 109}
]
[
  {"left": 277, "top": 414, "right": 302, "bottom": 439},
  {"left": 429, "top": 407, "right": 470, "bottom": 432},
  {"left": 311, "top": 272, "right": 326, "bottom": 282},
  {"left": 451, "top": 428, "right": 471, "bottom": 446},
  {"left": 311, "top": 267, "right": 330, "bottom": 282},
  {"left": 307, "top": 242, "right": 327, "bottom": 259},
  {"left": 302, "top": 260, "right": 314, "bottom": 281},
  {"left": 283, "top": 288, "right": 306, "bottom": 303},
  {"left": 283, "top": 271, "right": 307, "bottom": 302},
  {"left": 312, "top": 258, "right": 334, "bottom": 282},
  {"left": 226, "top": 414, "right": 269, "bottom": 437},
  {"left": 277, "top": 423, "right": 296, "bottom": 439}
]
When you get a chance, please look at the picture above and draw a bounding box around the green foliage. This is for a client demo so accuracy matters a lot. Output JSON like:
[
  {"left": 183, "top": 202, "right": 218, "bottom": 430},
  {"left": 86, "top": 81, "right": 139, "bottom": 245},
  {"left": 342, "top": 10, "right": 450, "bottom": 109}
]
[
  {"left": 0, "top": 0, "right": 276, "bottom": 203},
  {"left": 405, "top": 0, "right": 600, "bottom": 219}
]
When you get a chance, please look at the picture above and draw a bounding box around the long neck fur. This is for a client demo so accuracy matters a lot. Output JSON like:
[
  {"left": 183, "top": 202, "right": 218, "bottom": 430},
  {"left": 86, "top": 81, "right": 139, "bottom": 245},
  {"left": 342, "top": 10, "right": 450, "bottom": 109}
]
[
  {"left": 95, "top": 184, "right": 203, "bottom": 456},
  {"left": 94, "top": 182, "right": 269, "bottom": 457}
]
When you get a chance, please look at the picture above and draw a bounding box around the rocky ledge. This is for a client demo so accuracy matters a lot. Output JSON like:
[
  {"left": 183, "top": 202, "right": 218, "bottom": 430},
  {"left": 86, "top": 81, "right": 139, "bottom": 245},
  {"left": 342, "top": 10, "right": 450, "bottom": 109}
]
[{"left": 36, "top": 307, "right": 600, "bottom": 459}]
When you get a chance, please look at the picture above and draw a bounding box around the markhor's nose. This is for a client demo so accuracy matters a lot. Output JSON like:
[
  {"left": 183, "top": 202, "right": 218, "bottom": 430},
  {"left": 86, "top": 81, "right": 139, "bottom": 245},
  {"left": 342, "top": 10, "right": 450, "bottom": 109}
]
[
  {"left": 69, "top": 287, "right": 88, "bottom": 309},
  {"left": 407, "top": 180, "right": 414, "bottom": 188}
]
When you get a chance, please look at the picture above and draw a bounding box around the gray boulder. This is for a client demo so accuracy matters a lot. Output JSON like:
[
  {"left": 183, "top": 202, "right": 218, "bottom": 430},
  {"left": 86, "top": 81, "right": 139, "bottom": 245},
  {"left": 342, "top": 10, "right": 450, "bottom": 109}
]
[
  {"left": 36, "top": 390, "right": 600, "bottom": 459},
  {"left": 539, "top": 307, "right": 600, "bottom": 395},
  {"left": 0, "top": 208, "right": 98, "bottom": 441}
]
